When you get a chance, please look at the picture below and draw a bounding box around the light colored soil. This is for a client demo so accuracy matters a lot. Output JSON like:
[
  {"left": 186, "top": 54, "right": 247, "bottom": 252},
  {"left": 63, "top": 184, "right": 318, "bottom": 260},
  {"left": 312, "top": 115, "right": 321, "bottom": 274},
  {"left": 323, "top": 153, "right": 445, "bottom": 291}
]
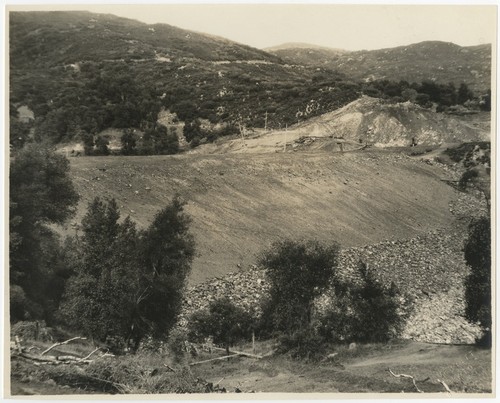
[
  {"left": 189, "top": 341, "right": 491, "bottom": 394},
  {"left": 66, "top": 148, "right": 458, "bottom": 284}
]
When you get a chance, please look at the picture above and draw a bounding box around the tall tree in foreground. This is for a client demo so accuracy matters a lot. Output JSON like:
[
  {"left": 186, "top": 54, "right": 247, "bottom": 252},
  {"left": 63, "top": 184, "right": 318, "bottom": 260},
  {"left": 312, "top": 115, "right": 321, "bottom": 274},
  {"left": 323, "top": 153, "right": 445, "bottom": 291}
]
[
  {"left": 59, "top": 196, "right": 195, "bottom": 350},
  {"left": 464, "top": 215, "right": 491, "bottom": 346},
  {"left": 136, "top": 197, "right": 195, "bottom": 341},
  {"left": 10, "top": 145, "right": 79, "bottom": 321}
]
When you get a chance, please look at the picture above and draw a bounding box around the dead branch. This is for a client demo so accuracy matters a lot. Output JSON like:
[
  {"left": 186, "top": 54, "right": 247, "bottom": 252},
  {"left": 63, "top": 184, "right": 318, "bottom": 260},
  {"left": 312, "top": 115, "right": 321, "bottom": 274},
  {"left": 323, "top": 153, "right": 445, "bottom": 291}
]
[
  {"left": 437, "top": 379, "right": 453, "bottom": 394},
  {"left": 388, "top": 368, "right": 423, "bottom": 393},
  {"left": 210, "top": 346, "right": 263, "bottom": 359},
  {"left": 15, "top": 336, "right": 23, "bottom": 353},
  {"left": 80, "top": 347, "right": 101, "bottom": 361},
  {"left": 189, "top": 354, "right": 240, "bottom": 366},
  {"left": 41, "top": 336, "right": 86, "bottom": 356},
  {"left": 163, "top": 364, "right": 176, "bottom": 372},
  {"left": 18, "top": 352, "right": 59, "bottom": 362}
]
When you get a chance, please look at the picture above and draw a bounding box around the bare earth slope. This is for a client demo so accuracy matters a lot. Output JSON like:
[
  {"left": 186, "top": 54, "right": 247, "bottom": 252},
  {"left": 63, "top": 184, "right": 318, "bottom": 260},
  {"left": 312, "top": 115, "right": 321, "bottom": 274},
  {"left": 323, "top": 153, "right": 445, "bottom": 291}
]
[
  {"left": 190, "top": 97, "right": 490, "bottom": 155},
  {"left": 288, "top": 96, "right": 490, "bottom": 146},
  {"left": 68, "top": 150, "right": 456, "bottom": 284}
]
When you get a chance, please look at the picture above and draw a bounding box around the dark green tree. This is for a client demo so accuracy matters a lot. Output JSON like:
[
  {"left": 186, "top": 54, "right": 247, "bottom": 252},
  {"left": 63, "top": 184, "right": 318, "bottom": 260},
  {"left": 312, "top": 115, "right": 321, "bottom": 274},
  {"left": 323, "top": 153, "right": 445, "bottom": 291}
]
[
  {"left": 458, "top": 83, "right": 474, "bottom": 104},
  {"left": 259, "top": 240, "right": 340, "bottom": 334},
  {"left": 183, "top": 119, "right": 203, "bottom": 144},
  {"left": 94, "top": 135, "right": 110, "bottom": 156},
  {"left": 137, "top": 197, "right": 195, "bottom": 341},
  {"left": 464, "top": 215, "right": 491, "bottom": 346},
  {"left": 121, "top": 129, "right": 137, "bottom": 155},
  {"left": 318, "top": 261, "right": 403, "bottom": 343},
  {"left": 188, "top": 297, "right": 254, "bottom": 354},
  {"left": 10, "top": 145, "right": 79, "bottom": 321},
  {"left": 480, "top": 90, "right": 491, "bottom": 112},
  {"left": 82, "top": 131, "right": 95, "bottom": 156},
  {"left": 60, "top": 196, "right": 195, "bottom": 350},
  {"left": 154, "top": 127, "right": 179, "bottom": 155}
]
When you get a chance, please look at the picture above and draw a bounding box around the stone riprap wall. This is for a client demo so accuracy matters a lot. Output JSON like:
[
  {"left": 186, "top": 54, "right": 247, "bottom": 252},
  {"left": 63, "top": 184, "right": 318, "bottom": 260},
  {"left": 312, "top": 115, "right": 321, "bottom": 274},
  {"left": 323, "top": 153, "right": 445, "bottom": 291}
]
[{"left": 180, "top": 226, "right": 483, "bottom": 344}]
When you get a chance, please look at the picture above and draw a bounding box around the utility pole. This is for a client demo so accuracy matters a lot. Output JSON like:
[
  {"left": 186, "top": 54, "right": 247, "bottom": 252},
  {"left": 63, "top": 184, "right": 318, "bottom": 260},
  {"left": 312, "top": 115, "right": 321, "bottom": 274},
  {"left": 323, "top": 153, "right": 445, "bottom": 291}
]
[
  {"left": 264, "top": 111, "right": 268, "bottom": 132},
  {"left": 284, "top": 125, "right": 287, "bottom": 152}
]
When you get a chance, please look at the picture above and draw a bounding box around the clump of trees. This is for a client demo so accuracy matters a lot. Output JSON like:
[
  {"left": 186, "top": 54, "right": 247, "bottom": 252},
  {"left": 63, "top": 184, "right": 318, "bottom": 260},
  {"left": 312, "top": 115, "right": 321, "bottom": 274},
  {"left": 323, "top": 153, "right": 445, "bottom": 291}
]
[
  {"left": 187, "top": 240, "right": 404, "bottom": 361},
  {"left": 9, "top": 141, "right": 197, "bottom": 352},
  {"left": 257, "top": 240, "right": 403, "bottom": 360},
  {"left": 318, "top": 261, "right": 403, "bottom": 343},
  {"left": 361, "top": 79, "right": 490, "bottom": 112},
  {"left": 59, "top": 196, "right": 195, "bottom": 350},
  {"left": 258, "top": 240, "right": 340, "bottom": 336}
]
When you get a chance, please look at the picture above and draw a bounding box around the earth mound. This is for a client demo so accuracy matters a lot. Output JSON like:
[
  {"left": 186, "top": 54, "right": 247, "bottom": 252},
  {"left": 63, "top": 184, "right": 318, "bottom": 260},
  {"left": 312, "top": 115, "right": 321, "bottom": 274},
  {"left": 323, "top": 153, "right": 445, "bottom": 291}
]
[
  {"left": 191, "top": 96, "right": 489, "bottom": 155},
  {"left": 291, "top": 96, "right": 489, "bottom": 147}
]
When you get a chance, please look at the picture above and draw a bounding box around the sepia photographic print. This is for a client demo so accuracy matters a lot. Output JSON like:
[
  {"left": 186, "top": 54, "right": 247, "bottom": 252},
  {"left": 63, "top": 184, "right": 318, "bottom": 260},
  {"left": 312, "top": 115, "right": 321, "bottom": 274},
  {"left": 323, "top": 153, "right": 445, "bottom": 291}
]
[{"left": 4, "top": 1, "right": 496, "bottom": 398}]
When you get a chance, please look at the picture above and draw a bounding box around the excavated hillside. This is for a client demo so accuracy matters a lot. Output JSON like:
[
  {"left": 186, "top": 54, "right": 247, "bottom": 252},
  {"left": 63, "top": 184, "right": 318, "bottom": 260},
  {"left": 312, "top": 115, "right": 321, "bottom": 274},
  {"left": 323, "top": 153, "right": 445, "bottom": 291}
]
[
  {"left": 191, "top": 97, "right": 490, "bottom": 154},
  {"left": 68, "top": 149, "right": 462, "bottom": 285},
  {"left": 291, "top": 96, "right": 490, "bottom": 146}
]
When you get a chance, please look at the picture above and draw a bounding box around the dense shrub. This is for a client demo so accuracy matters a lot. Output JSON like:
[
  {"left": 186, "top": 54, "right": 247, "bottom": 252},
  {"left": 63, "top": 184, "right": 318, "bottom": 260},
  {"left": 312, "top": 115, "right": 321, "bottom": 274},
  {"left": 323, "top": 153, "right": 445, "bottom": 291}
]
[
  {"left": 275, "top": 327, "right": 326, "bottom": 361},
  {"left": 319, "top": 261, "right": 403, "bottom": 343},
  {"left": 187, "top": 297, "right": 254, "bottom": 354},
  {"left": 167, "top": 328, "right": 189, "bottom": 364},
  {"left": 258, "top": 240, "right": 340, "bottom": 335},
  {"left": 11, "top": 320, "right": 54, "bottom": 342},
  {"left": 458, "top": 169, "right": 479, "bottom": 191},
  {"left": 464, "top": 216, "right": 491, "bottom": 346},
  {"left": 85, "top": 355, "right": 206, "bottom": 393},
  {"left": 10, "top": 145, "right": 79, "bottom": 322}
]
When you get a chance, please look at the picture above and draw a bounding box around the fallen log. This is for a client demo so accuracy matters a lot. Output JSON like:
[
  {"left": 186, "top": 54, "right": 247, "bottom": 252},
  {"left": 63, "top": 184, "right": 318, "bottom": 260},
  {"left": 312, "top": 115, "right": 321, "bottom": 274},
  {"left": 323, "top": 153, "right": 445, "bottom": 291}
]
[
  {"left": 388, "top": 368, "right": 423, "bottom": 393},
  {"left": 41, "top": 337, "right": 87, "bottom": 356},
  {"left": 190, "top": 354, "right": 240, "bottom": 366}
]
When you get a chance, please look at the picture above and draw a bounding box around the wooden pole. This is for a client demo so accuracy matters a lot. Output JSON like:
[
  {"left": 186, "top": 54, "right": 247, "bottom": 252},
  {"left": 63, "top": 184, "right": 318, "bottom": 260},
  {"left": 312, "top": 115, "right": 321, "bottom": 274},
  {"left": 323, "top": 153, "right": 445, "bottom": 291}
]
[{"left": 252, "top": 331, "right": 255, "bottom": 355}]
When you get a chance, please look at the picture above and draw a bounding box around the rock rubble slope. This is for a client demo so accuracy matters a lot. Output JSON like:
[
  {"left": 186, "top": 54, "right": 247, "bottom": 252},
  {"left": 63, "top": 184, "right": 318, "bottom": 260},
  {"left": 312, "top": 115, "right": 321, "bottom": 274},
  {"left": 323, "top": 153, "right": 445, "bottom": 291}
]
[{"left": 180, "top": 183, "right": 488, "bottom": 344}]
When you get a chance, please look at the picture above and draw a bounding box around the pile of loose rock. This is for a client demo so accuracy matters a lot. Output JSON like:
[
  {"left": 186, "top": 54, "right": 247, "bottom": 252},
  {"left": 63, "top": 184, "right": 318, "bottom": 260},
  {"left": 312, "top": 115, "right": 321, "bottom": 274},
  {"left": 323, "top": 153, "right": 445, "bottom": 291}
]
[{"left": 179, "top": 224, "right": 483, "bottom": 344}]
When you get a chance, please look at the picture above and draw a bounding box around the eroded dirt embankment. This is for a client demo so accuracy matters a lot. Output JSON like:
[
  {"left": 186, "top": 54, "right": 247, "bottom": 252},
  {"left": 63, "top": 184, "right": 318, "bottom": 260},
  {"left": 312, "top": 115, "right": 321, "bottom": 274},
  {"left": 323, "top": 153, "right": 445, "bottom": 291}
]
[{"left": 68, "top": 150, "right": 458, "bottom": 284}]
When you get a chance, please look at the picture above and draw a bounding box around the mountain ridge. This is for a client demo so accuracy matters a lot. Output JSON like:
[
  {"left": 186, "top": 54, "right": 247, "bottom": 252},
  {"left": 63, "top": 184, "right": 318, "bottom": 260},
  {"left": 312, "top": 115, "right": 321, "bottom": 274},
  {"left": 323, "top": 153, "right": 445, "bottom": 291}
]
[{"left": 269, "top": 40, "right": 491, "bottom": 93}]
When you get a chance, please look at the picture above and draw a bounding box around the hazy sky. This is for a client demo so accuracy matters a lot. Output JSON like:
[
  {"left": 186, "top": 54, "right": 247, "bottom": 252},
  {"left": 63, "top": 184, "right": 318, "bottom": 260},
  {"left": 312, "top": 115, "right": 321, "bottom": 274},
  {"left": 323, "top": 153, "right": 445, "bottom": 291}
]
[{"left": 6, "top": 3, "right": 498, "bottom": 51}]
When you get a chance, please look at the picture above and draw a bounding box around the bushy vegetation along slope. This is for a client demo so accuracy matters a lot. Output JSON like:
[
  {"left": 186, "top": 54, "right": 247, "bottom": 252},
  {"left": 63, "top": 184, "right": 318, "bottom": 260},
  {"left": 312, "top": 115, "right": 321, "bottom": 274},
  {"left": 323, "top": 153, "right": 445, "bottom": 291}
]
[
  {"left": 10, "top": 11, "right": 490, "bottom": 153},
  {"left": 269, "top": 41, "right": 491, "bottom": 94}
]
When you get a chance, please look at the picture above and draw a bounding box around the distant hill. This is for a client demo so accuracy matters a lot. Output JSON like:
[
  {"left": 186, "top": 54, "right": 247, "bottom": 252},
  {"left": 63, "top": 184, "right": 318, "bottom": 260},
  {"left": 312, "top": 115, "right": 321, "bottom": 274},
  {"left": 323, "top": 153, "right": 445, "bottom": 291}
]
[
  {"left": 265, "top": 42, "right": 347, "bottom": 53},
  {"left": 268, "top": 41, "right": 491, "bottom": 93},
  {"left": 9, "top": 11, "right": 281, "bottom": 67},
  {"left": 9, "top": 11, "right": 491, "bottom": 149}
]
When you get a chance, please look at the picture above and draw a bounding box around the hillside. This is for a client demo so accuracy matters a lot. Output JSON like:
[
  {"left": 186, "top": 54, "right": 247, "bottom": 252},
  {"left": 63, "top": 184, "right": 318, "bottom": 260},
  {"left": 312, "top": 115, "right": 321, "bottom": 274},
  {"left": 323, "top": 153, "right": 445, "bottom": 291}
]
[
  {"left": 269, "top": 41, "right": 491, "bottom": 93},
  {"left": 9, "top": 11, "right": 280, "bottom": 67},
  {"left": 289, "top": 96, "right": 490, "bottom": 147},
  {"left": 188, "top": 96, "right": 490, "bottom": 154},
  {"left": 66, "top": 149, "right": 461, "bottom": 285},
  {"left": 10, "top": 11, "right": 491, "bottom": 151},
  {"left": 10, "top": 10, "right": 363, "bottom": 144}
]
